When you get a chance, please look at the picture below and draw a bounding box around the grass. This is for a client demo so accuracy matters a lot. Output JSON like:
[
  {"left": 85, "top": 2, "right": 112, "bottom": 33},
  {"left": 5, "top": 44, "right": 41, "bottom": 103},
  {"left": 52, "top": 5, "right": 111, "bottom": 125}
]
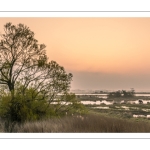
[
  {"left": 1, "top": 95, "right": 150, "bottom": 133},
  {"left": 1, "top": 112, "right": 150, "bottom": 132}
]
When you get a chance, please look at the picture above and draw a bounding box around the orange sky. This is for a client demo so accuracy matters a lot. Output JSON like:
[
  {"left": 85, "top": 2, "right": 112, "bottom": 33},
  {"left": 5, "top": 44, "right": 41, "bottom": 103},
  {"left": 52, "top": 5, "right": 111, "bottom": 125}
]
[{"left": 0, "top": 18, "right": 150, "bottom": 91}]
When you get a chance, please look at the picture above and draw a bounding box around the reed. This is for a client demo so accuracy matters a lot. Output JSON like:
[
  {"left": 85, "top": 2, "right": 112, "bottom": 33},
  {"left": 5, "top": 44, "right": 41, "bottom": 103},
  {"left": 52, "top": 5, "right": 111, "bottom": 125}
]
[{"left": 0, "top": 113, "right": 150, "bottom": 132}]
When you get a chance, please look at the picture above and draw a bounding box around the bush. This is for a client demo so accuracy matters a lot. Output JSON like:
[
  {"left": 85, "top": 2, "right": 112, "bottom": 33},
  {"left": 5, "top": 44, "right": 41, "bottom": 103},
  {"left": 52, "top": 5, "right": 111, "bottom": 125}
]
[
  {"left": 0, "top": 87, "right": 87, "bottom": 124},
  {"left": 0, "top": 90, "right": 50, "bottom": 123},
  {"left": 108, "top": 90, "right": 122, "bottom": 98},
  {"left": 122, "top": 90, "right": 135, "bottom": 97}
]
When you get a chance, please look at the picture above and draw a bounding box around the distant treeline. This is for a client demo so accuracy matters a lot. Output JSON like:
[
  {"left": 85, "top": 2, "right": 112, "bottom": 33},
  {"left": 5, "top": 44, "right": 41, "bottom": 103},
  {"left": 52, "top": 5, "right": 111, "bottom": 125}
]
[
  {"left": 108, "top": 90, "right": 135, "bottom": 98},
  {"left": 93, "top": 90, "right": 150, "bottom": 94}
]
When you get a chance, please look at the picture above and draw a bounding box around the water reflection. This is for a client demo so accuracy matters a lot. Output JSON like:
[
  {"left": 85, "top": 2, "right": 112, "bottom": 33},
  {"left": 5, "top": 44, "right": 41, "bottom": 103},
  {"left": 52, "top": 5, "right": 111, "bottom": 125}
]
[
  {"left": 121, "top": 106, "right": 130, "bottom": 110},
  {"left": 81, "top": 100, "right": 114, "bottom": 105},
  {"left": 51, "top": 99, "right": 150, "bottom": 106},
  {"left": 127, "top": 100, "right": 150, "bottom": 104},
  {"left": 81, "top": 100, "right": 150, "bottom": 105},
  {"left": 133, "top": 114, "right": 146, "bottom": 118},
  {"left": 51, "top": 102, "right": 72, "bottom": 105},
  {"left": 92, "top": 106, "right": 109, "bottom": 109},
  {"left": 142, "top": 108, "right": 150, "bottom": 112}
]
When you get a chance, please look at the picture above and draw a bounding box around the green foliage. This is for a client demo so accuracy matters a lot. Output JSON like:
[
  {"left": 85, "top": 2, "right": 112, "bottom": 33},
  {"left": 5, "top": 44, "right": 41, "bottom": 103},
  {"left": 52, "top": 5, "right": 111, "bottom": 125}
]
[
  {"left": 0, "top": 22, "right": 86, "bottom": 124},
  {"left": 65, "top": 93, "right": 88, "bottom": 115},
  {"left": 0, "top": 86, "right": 87, "bottom": 123},
  {"left": 49, "top": 93, "right": 88, "bottom": 116},
  {"left": 0, "top": 89, "right": 49, "bottom": 123}
]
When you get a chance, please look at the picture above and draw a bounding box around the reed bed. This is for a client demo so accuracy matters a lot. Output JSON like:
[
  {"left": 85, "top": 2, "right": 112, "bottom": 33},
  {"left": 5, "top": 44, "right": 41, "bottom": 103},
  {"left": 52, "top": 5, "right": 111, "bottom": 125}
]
[{"left": 1, "top": 113, "right": 150, "bottom": 132}]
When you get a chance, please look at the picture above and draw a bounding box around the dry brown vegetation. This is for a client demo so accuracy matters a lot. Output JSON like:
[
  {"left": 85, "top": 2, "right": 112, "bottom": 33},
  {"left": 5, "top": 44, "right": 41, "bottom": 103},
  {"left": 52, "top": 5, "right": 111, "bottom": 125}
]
[{"left": 1, "top": 113, "right": 150, "bottom": 133}]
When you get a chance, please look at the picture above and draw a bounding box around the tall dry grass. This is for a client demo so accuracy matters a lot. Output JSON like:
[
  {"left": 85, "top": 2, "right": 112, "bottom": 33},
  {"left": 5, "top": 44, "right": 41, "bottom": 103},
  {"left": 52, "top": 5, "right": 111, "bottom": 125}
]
[{"left": 0, "top": 113, "right": 150, "bottom": 132}]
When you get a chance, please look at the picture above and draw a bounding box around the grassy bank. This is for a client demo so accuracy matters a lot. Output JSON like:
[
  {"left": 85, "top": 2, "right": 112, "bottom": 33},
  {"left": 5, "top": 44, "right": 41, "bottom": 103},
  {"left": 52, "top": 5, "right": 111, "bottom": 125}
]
[
  {"left": 1, "top": 112, "right": 150, "bottom": 132},
  {"left": 1, "top": 95, "right": 150, "bottom": 133}
]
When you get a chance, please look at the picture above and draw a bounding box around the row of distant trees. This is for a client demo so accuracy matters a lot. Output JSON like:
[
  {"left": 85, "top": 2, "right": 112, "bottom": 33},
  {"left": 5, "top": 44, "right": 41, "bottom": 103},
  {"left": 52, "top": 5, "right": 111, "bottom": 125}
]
[{"left": 108, "top": 89, "right": 135, "bottom": 98}]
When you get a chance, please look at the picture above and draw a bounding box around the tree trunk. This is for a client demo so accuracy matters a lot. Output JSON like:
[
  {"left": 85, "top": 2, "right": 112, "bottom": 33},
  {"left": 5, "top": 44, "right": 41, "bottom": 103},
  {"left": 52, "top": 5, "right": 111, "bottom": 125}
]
[{"left": 7, "top": 80, "right": 15, "bottom": 100}]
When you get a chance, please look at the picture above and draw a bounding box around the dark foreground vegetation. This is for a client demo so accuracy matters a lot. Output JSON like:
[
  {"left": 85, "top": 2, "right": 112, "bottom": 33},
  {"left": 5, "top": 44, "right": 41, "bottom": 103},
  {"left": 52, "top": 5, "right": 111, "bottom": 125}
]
[{"left": 1, "top": 112, "right": 150, "bottom": 132}]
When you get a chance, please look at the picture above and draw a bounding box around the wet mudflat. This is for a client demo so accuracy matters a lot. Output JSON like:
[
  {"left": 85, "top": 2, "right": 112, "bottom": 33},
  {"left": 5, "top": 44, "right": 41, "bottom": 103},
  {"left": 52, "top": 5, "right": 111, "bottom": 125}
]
[{"left": 78, "top": 95, "right": 150, "bottom": 119}]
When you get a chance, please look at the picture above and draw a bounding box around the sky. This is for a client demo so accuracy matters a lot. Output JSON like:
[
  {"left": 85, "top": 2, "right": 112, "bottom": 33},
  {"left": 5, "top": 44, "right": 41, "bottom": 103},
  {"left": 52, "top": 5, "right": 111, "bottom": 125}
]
[{"left": 0, "top": 17, "right": 150, "bottom": 91}]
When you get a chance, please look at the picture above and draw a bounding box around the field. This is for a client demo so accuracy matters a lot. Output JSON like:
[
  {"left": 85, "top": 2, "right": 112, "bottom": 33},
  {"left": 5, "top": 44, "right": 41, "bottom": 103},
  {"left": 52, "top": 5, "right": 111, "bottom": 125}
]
[
  {"left": 1, "top": 112, "right": 150, "bottom": 132},
  {"left": 1, "top": 94, "right": 150, "bottom": 132}
]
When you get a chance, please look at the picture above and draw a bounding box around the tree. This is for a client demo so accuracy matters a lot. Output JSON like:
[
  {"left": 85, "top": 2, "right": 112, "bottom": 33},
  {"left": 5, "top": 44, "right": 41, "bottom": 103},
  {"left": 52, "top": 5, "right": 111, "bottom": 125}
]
[
  {"left": 0, "top": 22, "right": 86, "bottom": 123},
  {"left": 108, "top": 89, "right": 135, "bottom": 98},
  {"left": 108, "top": 90, "right": 122, "bottom": 98},
  {"left": 122, "top": 90, "right": 134, "bottom": 97}
]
